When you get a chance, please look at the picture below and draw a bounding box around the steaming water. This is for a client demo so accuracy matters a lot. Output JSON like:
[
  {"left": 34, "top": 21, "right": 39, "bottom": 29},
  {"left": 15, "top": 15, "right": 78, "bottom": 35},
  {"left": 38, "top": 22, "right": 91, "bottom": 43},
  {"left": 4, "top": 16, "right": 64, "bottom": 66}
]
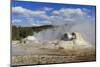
[
  {"left": 33, "top": 22, "right": 95, "bottom": 45},
  {"left": 34, "top": 25, "right": 72, "bottom": 42}
]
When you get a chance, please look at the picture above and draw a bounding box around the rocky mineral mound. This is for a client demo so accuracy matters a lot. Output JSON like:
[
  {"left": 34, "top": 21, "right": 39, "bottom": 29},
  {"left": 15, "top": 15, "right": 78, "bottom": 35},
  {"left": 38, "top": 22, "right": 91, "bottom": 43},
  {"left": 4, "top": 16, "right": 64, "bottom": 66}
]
[{"left": 57, "top": 32, "right": 93, "bottom": 49}]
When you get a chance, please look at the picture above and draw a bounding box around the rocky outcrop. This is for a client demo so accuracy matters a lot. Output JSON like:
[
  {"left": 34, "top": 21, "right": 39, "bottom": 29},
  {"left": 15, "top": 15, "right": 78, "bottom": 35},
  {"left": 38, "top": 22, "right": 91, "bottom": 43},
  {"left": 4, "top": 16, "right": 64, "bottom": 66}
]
[{"left": 56, "top": 32, "right": 93, "bottom": 49}]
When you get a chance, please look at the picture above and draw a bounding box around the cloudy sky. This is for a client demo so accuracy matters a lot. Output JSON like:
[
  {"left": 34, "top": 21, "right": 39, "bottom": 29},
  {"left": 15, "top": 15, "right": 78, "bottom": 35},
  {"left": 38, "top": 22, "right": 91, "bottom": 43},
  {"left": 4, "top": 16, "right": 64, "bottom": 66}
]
[{"left": 12, "top": 1, "right": 96, "bottom": 27}]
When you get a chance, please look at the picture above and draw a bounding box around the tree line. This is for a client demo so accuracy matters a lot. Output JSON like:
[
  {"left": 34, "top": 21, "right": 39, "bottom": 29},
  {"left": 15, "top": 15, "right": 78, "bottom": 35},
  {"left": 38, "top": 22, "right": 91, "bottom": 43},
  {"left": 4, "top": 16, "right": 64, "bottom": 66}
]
[{"left": 12, "top": 25, "right": 53, "bottom": 40}]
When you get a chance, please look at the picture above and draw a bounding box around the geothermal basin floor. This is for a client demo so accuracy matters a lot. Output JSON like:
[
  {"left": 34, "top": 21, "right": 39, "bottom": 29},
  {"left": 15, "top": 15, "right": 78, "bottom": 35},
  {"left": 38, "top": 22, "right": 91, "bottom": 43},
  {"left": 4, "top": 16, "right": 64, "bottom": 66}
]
[{"left": 11, "top": 44, "right": 96, "bottom": 66}]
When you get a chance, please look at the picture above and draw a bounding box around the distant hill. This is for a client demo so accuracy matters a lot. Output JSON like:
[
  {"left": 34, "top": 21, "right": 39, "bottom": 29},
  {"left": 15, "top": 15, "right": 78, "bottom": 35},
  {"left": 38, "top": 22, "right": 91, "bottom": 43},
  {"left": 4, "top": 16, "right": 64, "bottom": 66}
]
[{"left": 12, "top": 25, "right": 53, "bottom": 40}]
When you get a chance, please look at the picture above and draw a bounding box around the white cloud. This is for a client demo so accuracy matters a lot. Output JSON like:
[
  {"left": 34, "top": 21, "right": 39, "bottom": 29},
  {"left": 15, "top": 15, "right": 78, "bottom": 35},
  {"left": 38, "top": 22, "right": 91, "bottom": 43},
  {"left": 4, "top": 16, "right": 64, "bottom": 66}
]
[
  {"left": 60, "top": 8, "right": 85, "bottom": 15},
  {"left": 12, "top": 6, "right": 46, "bottom": 16},
  {"left": 12, "top": 6, "right": 94, "bottom": 26},
  {"left": 12, "top": 6, "right": 49, "bottom": 26},
  {"left": 43, "top": 7, "right": 53, "bottom": 11},
  {"left": 52, "top": 11, "right": 60, "bottom": 15},
  {"left": 12, "top": 19, "right": 22, "bottom": 23},
  {"left": 45, "top": 8, "right": 87, "bottom": 25},
  {"left": 52, "top": 8, "right": 85, "bottom": 18}
]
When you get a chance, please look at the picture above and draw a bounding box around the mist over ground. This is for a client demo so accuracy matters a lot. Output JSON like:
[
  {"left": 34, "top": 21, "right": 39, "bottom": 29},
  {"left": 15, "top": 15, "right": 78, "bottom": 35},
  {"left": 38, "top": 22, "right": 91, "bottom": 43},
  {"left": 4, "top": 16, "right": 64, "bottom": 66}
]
[{"left": 33, "top": 20, "right": 95, "bottom": 45}]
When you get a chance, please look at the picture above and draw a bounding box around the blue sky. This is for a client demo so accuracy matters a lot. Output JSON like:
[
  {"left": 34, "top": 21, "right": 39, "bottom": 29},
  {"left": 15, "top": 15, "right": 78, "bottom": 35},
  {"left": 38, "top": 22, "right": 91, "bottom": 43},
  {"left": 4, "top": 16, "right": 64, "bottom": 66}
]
[
  {"left": 12, "top": 0, "right": 96, "bottom": 27},
  {"left": 12, "top": 1, "right": 96, "bottom": 15}
]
